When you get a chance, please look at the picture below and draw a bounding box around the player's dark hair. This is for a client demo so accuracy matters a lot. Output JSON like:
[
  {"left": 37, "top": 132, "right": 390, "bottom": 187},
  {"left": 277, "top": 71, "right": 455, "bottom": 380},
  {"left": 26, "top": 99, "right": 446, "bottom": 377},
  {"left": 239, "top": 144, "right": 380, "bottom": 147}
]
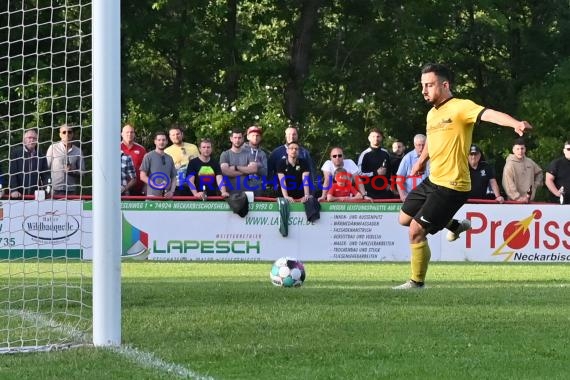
[{"left": 421, "top": 63, "right": 454, "bottom": 87}]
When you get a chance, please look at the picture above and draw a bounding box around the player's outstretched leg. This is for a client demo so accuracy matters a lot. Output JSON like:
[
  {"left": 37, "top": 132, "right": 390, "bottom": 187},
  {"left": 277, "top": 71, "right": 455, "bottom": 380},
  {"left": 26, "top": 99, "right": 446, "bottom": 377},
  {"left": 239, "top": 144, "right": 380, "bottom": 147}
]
[{"left": 446, "top": 219, "right": 471, "bottom": 242}]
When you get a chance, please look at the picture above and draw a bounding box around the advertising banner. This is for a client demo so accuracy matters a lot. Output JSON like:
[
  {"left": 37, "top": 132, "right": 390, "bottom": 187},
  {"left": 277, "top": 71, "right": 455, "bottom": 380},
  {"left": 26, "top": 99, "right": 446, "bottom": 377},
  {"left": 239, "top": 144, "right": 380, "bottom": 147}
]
[
  {"left": 3, "top": 201, "right": 566, "bottom": 263},
  {"left": 112, "top": 201, "right": 567, "bottom": 263},
  {"left": 114, "top": 201, "right": 415, "bottom": 261},
  {"left": 0, "top": 200, "right": 85, "bottom": 259},
  {"left": 443, "top": 204, "right": 570, "bottom": 262}
]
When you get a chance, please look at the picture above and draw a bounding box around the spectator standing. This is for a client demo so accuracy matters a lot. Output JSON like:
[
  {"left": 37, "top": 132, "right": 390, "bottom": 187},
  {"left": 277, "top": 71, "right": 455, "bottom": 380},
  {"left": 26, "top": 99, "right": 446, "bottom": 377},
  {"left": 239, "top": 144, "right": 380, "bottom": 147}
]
[
  {"left": 120, "top": 123, "right": 147, "bottom": 195},
  {"left": 120, "top": 151, "right": 137, "bottom": 196},
  {"left": 165, "top": 124, "right": 199, "bottom": 196},
  {"left": 220, "top": 131, "right": 254, "bottom": 194},
  {"left": 319, "top": 147, "right": 368, "bottom": 201},
  {"left": 544, "top": 140, "right": 570, "bottom": 204},
  {"left": 46, "top": 124, "right": 86, "bottom": 196},
  {"left": 9, "top": 128, "right": 50, "bottom": 198},
  {"left": 357, "top": 128, "right": 393, "bottom": 199},
  {"left": 276, "top": 141, "right": 311, "bottom": 201},
  {"left": 502, "top": 138, "right": 543, "bottom": 202},
  {"left": 140, "top": 131, "right": 177, "bottom": 198},
  {"left": 243, "top": 125, "right": 268, "bottom": 195},
  {"left": 467, "top": 144, "right": 503, "bottom": 202},
  {"left": 186, "top": 138, "right": 229, "bottom": 199},
  {"left": 396, "top": 134, "right": 429, "bottom": 201},
  {"left": 390, "top": 139, "right": 406, "bottom": 174},
  {"left": 268, "top": 126, "right": 315, "bottom": 188}
]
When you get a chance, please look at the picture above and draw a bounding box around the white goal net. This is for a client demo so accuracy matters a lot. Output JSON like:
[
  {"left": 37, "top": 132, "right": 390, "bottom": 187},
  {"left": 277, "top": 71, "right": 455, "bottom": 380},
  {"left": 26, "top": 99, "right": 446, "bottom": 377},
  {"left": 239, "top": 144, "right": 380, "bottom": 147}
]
[{"left": 0, "top": 0, "right": 92, "bottom": 353}]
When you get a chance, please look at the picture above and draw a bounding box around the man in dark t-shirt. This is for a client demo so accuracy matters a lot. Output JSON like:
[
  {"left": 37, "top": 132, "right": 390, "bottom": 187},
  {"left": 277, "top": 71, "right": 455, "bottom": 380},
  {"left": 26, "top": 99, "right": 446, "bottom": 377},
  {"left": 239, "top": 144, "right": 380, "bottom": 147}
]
[
  {"left": 276, "top": 142, "right": 311, "bottom": 201},
  {"left": 468, "top": 144, "right": 504, "bottom": 202},
  {"left": 186, "top": 139, "right": 229, "bottom": 198}
]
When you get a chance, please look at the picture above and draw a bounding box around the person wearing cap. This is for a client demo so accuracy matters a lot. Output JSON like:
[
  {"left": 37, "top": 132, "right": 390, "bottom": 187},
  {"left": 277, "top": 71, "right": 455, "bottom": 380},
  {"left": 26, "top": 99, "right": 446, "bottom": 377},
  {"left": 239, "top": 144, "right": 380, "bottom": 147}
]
[
  {"left": 243, "top": 125, "right": 268, "bottom": 196},
  {"left": 357, "top": 128, "right": 394, "bottom": 199},
  {"left": 468, "top": 144, "right": 503, "bottom": 203},
  {"left": 502, "top": 137, "right": 543, "bottom": 202}
]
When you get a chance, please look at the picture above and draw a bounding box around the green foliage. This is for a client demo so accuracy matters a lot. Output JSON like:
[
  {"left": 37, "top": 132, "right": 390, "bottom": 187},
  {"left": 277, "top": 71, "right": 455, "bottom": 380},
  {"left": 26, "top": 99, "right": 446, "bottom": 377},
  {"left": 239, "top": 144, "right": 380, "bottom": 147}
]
[
  {"left": 4, "top": 1, "right": 570, "bottom": 177},
  {"left": 519, "top": 58, "right": 570, "bottom": 166},
  {"left": 118, "top": 0, "right": 570, "bottom": 169}
]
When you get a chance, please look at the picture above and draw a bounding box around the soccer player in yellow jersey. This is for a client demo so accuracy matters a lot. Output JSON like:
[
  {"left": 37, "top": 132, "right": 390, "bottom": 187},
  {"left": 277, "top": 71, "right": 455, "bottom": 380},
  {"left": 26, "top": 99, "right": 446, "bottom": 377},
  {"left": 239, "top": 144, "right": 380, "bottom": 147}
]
[{"left": 393, "top": 63, "right": 532, "bottom": 290}]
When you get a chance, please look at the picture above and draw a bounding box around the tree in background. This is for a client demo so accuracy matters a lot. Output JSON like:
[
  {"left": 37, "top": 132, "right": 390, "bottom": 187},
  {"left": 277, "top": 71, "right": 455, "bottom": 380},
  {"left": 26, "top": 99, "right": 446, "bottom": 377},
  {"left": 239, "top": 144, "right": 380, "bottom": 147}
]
[{"left": 83, "top": 1, "right": 570, "bottom": 187}]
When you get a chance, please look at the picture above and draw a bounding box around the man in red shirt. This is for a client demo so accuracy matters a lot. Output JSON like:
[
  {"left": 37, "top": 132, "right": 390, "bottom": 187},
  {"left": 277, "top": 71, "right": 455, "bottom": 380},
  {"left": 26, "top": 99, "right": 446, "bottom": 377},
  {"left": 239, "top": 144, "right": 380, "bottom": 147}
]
[
  {"left": 120, "top": 123, "right": 147, "bottom": 195},
  {"left": 327, "top": 168, "right": 363, "bottom": 202}
]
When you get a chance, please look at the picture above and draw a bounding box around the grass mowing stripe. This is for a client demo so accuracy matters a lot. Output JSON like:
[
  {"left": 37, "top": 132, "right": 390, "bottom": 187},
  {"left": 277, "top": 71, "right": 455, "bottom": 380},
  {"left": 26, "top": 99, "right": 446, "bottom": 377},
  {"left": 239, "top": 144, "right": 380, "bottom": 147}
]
[
  {"left": 108, "top": 345, "right": 215, "bottom": 380},
  {"left": 2, "top": 262, "right": 569, "bottom": 379},
  {"left": 7, "top": 309, "right": 212, "bottom": 380}
]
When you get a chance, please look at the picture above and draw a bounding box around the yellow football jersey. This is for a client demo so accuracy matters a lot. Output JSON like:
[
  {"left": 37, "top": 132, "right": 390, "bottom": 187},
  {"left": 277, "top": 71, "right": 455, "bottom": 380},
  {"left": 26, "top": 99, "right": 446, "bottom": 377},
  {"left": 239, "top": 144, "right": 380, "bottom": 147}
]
[{"left": 426, "top": 98, "right": 485, "bottom": 191}]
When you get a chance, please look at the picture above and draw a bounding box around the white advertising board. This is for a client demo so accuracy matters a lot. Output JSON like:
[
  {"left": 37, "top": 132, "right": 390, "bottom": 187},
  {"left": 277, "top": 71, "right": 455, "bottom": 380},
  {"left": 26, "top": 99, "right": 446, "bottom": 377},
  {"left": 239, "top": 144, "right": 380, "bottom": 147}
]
[
  {"left": 0, "top": 200, "right": 86, "bottom": 259},
  {"left": 115, "top": 201, "right": 414, "bottom": 261},
  {"left": 3, "top": 201, "right": 567, "bottom": 263},
  {"left": 442, "top": 203, "right": 570, "bottom": 262}
]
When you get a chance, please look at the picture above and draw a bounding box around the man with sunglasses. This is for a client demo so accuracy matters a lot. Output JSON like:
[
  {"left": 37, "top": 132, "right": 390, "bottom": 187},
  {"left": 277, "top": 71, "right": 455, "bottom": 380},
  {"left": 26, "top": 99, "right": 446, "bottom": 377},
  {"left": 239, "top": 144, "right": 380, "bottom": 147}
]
[
  {"left": 545, "top": 140, "right": 570, "bottom": 204},
  {"left": 46, "top": 124, "right": 86, "bottom": 196},
  {"left": 165, "top": 124, "right": 199, "bottom": 196},
  {"left": 318, "top": 147, "right": 367, "bottom": 201},
  {"left": 140, "top": 131, "right": 177, "bottom": 198}
]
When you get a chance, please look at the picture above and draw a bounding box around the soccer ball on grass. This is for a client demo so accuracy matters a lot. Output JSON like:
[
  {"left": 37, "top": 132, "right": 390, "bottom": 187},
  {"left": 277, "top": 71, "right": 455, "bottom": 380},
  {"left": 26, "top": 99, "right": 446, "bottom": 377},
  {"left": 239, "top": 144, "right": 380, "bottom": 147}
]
[{"left": 270, "top": 257, "right": 306, "bottom": 287}]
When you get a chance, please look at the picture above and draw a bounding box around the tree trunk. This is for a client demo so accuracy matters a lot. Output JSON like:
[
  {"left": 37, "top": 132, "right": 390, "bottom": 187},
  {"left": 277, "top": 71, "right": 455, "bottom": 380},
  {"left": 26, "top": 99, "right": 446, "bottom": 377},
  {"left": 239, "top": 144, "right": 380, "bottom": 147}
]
[
  {"left": 284, "top": 0, "right": 322, "bottom": 122},
  {"left": 225, "top": 0, "right": 239, "bottom": 104}
]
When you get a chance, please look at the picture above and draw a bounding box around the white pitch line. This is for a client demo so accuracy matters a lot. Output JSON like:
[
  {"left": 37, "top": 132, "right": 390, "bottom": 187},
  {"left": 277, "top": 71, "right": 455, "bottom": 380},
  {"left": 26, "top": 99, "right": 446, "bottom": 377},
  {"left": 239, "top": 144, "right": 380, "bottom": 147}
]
[
  {"left": 6, "top": 309, "right": 214, "bottom": 379},
  {"left": 108, "top": 345, "right": 215, "bottom": 380}
]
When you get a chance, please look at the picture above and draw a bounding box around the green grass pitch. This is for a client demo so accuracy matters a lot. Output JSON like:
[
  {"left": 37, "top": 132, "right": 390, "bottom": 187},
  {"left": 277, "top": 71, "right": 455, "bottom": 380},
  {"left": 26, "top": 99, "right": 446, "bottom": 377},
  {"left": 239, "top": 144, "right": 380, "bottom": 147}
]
[{"left": 1, "top": 262, "right": 569, "bottom": 379}]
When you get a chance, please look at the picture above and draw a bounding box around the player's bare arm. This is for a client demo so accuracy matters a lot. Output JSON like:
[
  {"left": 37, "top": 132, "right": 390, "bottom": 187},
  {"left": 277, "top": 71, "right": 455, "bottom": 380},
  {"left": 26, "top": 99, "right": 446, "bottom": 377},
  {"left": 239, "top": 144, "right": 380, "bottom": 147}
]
[{"left": 481, "top": 109, "right": 533, "bottom": 136}]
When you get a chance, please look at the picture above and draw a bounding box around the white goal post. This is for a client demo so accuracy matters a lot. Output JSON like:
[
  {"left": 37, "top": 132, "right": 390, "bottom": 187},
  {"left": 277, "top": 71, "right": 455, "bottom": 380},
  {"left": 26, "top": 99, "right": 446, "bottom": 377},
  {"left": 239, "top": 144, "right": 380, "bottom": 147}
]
[
  {"left": 92, "top": 0, "right": 121, "bottom": 347},
  {"left": 0, "top": 0, "right": 121, "bottom": 352}
]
